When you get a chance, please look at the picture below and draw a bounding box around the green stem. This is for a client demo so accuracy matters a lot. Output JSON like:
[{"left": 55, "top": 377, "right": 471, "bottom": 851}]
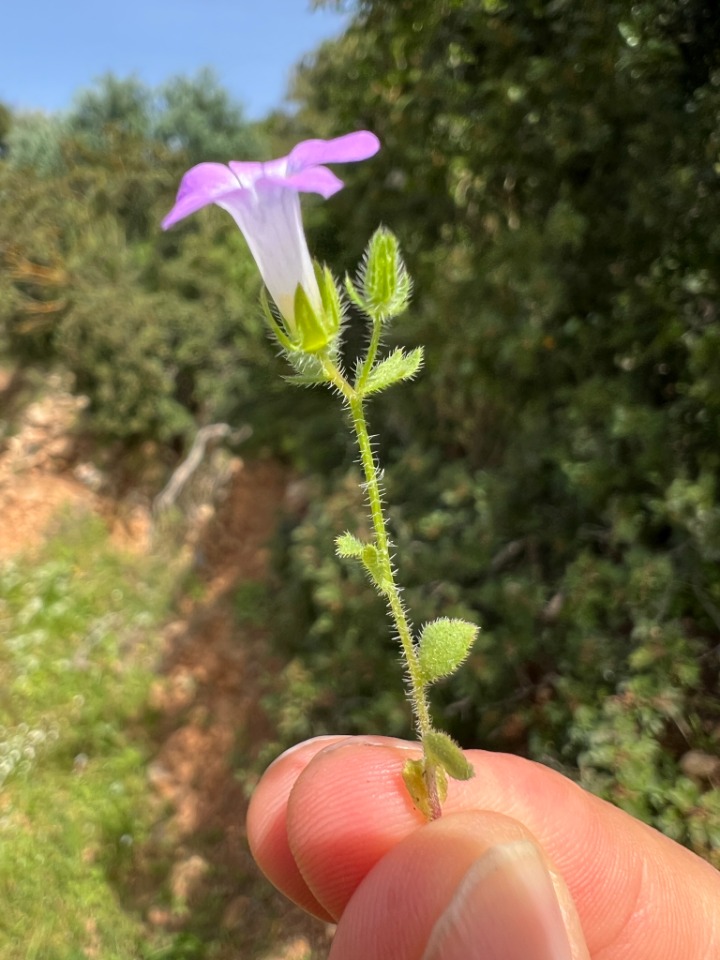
[
  {"left": 319, "top": 351, "right": 434, "bottom": 743},
  {"left": 355, "top": 318, "right": 383, "bottom": 392}
]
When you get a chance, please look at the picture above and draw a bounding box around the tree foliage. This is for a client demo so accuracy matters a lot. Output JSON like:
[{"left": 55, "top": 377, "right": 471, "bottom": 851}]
[
  {"left": 0, "top": 74, "right": 277, "bottom": 442},
  {"left": 67, "top": 73, "right": 153, "bottom": 142},
  {"left": 270, "top": 0, "right": 720, "bottom": 863},
  {"left": 154, "top": 68, "right": 265, "bottom": 164},
  {"left": 0, "top": 101, "right": 11, "bottom": 153},
  {"left": 3, "top": 111, "right": 66, "bottom": 175},
  {"left": 1, "top": 3, "right": 719, "bottom": 862}
]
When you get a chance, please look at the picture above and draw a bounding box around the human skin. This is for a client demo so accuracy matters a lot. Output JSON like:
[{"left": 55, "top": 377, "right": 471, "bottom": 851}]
[{"left": 247, "top": 735, "right": 720, "bottom": 960}]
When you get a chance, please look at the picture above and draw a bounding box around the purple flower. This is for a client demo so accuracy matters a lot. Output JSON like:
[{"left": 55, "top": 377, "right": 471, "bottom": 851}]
[{"left": 162, "top": 131, "right": 380, "bottom": 332}]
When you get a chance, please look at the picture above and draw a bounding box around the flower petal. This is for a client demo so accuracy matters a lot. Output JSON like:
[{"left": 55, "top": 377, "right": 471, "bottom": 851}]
[
  {"left": 287, "top": 131, "right": 381, "bottom": 173},
  {"left": 265, "top": 167, "right": 345, "bottom": 199},
  {"left": 216, "top": 185, "right": 321, "bottom": 326},
  {"left": 162, "top": 162, "right": 241, "bottom": 229},
  {"left": 228, "top": 159, "right": 283, "bottom": 187}
]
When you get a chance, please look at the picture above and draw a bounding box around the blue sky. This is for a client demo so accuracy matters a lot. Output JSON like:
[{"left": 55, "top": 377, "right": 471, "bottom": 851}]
[{"left": 1, "top": 0, "right": 348, "bottom": 119}]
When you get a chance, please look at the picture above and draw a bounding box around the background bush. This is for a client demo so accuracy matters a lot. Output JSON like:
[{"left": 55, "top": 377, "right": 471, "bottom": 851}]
[
  {"left": 267, "top": 0, "right": 720, "bottom": 866},
  {"left": 0, "top": 73, "right": 282, "bottom": 444},
  {"left": 1, "top": 0, "right": 718, "bottom": 866}
]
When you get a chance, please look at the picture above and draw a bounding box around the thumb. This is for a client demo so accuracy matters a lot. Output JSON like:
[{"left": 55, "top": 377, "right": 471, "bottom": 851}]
[{"left": 330, "top": 810, "right": 590, "bottom": 960}]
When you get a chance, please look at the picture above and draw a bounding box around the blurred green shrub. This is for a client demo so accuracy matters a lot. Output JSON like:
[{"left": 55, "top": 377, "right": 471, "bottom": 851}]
[
  {"left": 0, "top": 514, "right": 175, "bottom": 957},
  {"left": 266, "top": 0, "right": 720, "bottom": 865},
  {"left": 0, "top": 74, "right": 282, "bottom": 445}
]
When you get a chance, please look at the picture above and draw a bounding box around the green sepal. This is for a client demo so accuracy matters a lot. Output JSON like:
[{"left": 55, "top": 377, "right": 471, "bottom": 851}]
[
  {"left": 284, "top": 350, "right": 331, "bottom": 387},
  {"left": 344, "top": 274, "right": 367, "bottom": 312},
  {"left": 423, "top": 730, "right": 474, "bottom": 782},
  {"left": 402, "top": 757, "right": 448, "bottom": 819},
  {"left": 417, "top": 618, "right": 479, "bottom": 685},
  {"left": 317, "top": 263, "right": 343, "bottom": 339},
  {"left": 294, "top": 283, "right": 332, "bottom": 353},
  {"left": 260, "top": 288, "right": 299, "bottom": 352},
  {"left": 363, "top": 347, "right": 424, "bottom": 396},
  {"left": 335, "top": 532, "right": 365, "bottom": 558}
]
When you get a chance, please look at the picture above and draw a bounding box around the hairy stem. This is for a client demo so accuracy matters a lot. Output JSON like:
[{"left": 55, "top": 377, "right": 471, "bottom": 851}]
[
  {"left": 355, "top": 318, "right": 383, "bottom": 392},
  {"left": 320, "top": 350, "right": 440, "bottom": 816}
]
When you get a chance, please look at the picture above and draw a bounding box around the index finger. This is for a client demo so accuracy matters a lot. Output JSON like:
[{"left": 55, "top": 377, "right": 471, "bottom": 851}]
[{"left": 247, "top": 735, "right": 720, "bottom": 959}]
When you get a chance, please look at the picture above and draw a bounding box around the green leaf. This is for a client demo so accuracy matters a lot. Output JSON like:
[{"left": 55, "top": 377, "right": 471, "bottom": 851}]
[
  {"left": 335, "top": 532, "right": 365, "bottom": 558},
  {"left": 363, "top": 347, "right": 424, "bottom": 396},
  {"left": 423, "top": 731, "right": 474, "bottom": 781},
  {"left": 417, "top": 618, "right": 478, "bottom": 685},
  {"left": 360, "top": 543, "right": 392, "bottom": 592}
]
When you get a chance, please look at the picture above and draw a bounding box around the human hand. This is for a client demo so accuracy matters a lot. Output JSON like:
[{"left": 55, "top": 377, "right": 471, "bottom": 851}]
[{"left": 247, "top": 735, "right": 720, "bottom": 959}]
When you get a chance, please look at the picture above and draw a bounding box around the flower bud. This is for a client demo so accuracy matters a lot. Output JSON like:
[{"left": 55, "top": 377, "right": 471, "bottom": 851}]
[{"left": 360, "top": 227, "right": 412, "bottom": 319}]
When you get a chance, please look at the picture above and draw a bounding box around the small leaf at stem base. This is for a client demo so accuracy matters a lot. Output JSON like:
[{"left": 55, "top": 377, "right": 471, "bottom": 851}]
[
  {"left": 402, "top": 757, "right": 448, "bottom": 819},
  {"left": 423, "top": 730, "right": 475, "bottom": 781}
]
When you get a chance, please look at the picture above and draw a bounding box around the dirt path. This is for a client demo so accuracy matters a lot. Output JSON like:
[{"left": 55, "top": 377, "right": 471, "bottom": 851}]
[
  {"left": 0, "top": 374, "right": 330, "bottom": 958},
  {"left": 144, "top": 460, "right": 330, "bottom": 958},
  {"left": 0, "top": 383, "right": 96, "bottom": 558}
]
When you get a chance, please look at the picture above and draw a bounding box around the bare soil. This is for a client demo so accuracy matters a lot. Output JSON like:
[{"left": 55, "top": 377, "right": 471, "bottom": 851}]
[
  {"left": 0, "top": 374, "right": 330, "bottom": 958},
  {"left": 143, "top": 459, "right": 332, "bottom": 958}
]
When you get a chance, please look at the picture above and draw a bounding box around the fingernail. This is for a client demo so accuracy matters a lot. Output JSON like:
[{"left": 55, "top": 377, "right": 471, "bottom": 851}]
[
  {"left": 422, "top": 840, "right": 574, "bottom": 960},
  {"left": 322, "top": 736, "right": 421, "bottom": 754},
  {"left": 266, "top": 736, "right": 348, "bottom": 769}
]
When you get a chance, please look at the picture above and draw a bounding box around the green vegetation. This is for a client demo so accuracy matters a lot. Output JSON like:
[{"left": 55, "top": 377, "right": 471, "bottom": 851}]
[
  {"left": 0, "top": 506, "right": 324, "bottom": 959},
  {"left": 0, "top": 72, "right": 278, "bottom": 444},
  {"left": 0, "top": 1, "right": 719, "bottom": 949},
  {"left": 0, "top": 514, "right": 174, "bottom": 958},
  {"left": 269, "top": 0, "right": 720, "bottom": 865}
]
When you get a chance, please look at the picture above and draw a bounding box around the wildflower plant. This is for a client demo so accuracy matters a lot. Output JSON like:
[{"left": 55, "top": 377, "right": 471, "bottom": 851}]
[{"left": 163, "top": 131, "right": 478, "bottom": 819}]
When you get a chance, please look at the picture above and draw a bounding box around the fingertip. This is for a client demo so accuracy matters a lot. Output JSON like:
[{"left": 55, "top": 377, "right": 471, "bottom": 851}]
[
  {"left": 330, "top": 811, "right": 589, "bottom": 960},
  {"left": 285, "top": 738, "right": 424, "bottom": 919},
  {"left": 247, "top": 736, "right": 350, "bottom": 920},
  {"left": 249, "top": 736, "right": 720, "bottom": 959}
]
